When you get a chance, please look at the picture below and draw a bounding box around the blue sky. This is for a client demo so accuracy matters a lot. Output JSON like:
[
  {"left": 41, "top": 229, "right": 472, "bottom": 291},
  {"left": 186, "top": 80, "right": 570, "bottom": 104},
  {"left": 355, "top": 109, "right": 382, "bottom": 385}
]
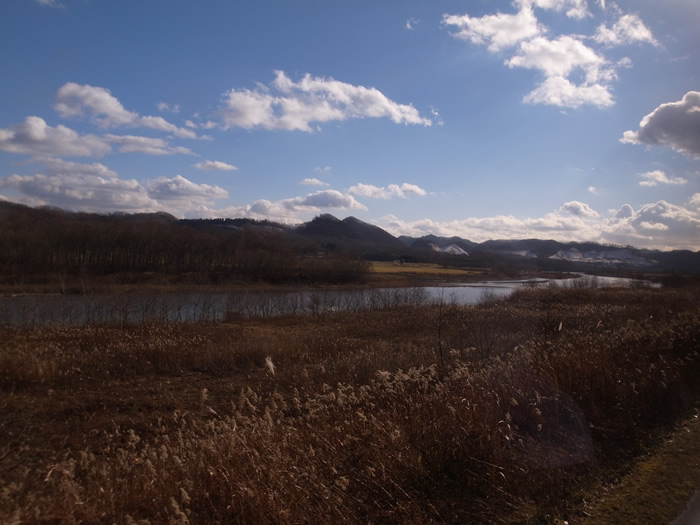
[{"left": 1, "top": 0, "right": 698, "bottom": 250}]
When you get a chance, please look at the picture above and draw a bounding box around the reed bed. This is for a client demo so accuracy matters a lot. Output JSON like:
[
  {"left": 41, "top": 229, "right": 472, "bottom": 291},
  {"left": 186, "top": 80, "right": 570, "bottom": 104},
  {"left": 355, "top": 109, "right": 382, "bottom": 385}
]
[{"left": 1, "top": 287, "right": 699, "bottom": 523}]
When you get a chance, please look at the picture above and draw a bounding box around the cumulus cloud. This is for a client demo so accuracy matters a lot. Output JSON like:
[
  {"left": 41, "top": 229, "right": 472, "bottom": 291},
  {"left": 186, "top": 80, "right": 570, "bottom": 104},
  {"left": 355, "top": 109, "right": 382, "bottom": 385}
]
[
  {"left": 103, "top": 134, "right": 193, "bottom": 155},
  {"left": 561, "top": 200, "right": 599, "bottom": 217},
  {"left": 291, "top": 190, "right": 366, "bottom": 210},
  {"left": 614, "top": 204, "right": 635, "bottom": 219},
  {"left": 207, "top": 190, "right": 366, "bottom": 223},
  {"left": 621, "top": 91, "right": 700, "bottom": 158},
  {"left": 442, "top": 6, "right": 541, "bottom": 52},
  {"left": 444, "top": 3, "right": 658, "bottom": 109},
  {"left": 0, "top": 161, "right": 228, "bottom": 216},
  {"left": 606, "top": 201, "right": 700, "bottom": 250},
  {"left": 518, "top": 0, "right": 589, "bottom": 19},
  {"left": 0, "top": 116, "right": 110, "bottom": 157},
  {"left": 593, "top": 14, "right": 659, "bottom": 47},
  {"left": 1, "top": 166, "right": 156, "bottom": 212},
  {"left": 377, "top": 199, "right": 699, "bottom": 250},
  {"left": 300, "top": 178, "right": 329, "bottom": 186},
  {"left": 219, "top": 70, "right": 433, "bottom": 132},
  {"left": 638, "top": 170, "right": 687, "bottom": 187},
  {"left": 193, "top": 160, "right": 238, "bottom": 171},
  {"left": 347, "top": 182, "right": 428, "bottom": 199},
  {"left": 506, "top": 35, "right": 615, "bottom": 108},
  {"left": 147, "top": 175, "right": 228, "bottom": 201},
  {"left": 55, "top": 83, "right": 197, "bottom": 139}
]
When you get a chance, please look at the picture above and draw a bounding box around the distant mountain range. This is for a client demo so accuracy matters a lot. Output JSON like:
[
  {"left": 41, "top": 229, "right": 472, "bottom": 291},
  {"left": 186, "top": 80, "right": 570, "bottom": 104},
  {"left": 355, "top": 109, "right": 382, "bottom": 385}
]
[
  {"left": 2, "top": 202, "right": 698, "bottom": 274},
  {"left": 216, "top": 213, "right": 699, "bottom": 273},
  {"left": 283, "top": 214, "right": 700, "bottom": 273}
]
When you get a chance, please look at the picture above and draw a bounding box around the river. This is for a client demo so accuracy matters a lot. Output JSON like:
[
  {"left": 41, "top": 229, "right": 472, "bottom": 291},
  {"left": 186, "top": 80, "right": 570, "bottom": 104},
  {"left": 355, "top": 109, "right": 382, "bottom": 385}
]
[{"left": 0, "top": 274, "right": 651, "bottom": 327}]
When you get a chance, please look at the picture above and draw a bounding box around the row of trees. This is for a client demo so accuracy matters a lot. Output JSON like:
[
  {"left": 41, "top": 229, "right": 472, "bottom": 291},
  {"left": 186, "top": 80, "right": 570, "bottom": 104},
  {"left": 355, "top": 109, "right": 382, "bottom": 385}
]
[{"left": 0, "top": 203, "right": 369, "bottom": 287}]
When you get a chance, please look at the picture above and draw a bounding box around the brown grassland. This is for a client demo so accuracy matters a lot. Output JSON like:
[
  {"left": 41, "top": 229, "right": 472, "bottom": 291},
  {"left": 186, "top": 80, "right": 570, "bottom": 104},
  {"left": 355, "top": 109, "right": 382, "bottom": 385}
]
[{"left": 1, "top": 285, "right": 699, "bottom": 523}]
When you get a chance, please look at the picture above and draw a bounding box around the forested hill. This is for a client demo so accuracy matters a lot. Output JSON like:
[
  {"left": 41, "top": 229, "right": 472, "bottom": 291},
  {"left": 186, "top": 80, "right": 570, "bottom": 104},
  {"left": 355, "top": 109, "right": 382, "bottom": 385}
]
[
  {"left": 0, "top": 202, "right": 369, "bottom": 286},
  {"left": 1, "top": 203, "right": 698, "bottom": 288}
]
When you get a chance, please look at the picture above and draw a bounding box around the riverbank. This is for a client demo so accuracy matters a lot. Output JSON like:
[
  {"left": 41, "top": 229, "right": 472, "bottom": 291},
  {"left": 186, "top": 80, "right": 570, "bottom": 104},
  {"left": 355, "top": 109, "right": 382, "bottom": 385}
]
[
  {"left": 0, "top": 262, "right": 582, "bottom": 296},
  {"left": 578, "top": 406, "right": 700, "bottom": 524}
]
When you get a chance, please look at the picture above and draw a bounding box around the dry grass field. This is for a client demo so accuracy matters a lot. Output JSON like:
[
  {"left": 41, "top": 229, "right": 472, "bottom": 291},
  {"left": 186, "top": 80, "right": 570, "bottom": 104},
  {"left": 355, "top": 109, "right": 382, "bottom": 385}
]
[{"left": 1, "top": 286, "right": 699, "bottom": 523}]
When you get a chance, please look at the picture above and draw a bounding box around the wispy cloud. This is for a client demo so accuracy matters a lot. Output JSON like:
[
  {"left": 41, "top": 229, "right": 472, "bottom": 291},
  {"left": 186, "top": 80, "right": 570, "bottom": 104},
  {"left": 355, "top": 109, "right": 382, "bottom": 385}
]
[
  {"left": 219, "top": 70, "right": 434, "bottom": 132},
  {"left": 0, "top": 116, "right": 110, "bottom": 157},
  {"left": 157, "top": 102, "right": 180, "bottom": 114},
  {"left": 593, "top": 14, "right": 659, "bottom": 47},
  {"left": 405, "top": 17, "right": 419, "bottom": 30},
  {"left": 55, "top": 83, "right": 197, "bottom": 139},
  {"left": 300, "top": 178, "right": 329, "bottom": 186},
  {"left": 347, "top": 182, "right": 427, "bottom": 199},
  {"left": 444, "top": 2, "right": 658, "bottom": 109},
  {"left": 103, "top": 134, "right": 193, "bottom": 155},
  {"left": 638, "top": 170, "right": 687, "bottom": 187},
  {"left": 193, "top": 160, "right": 238, "bottom": 171}
]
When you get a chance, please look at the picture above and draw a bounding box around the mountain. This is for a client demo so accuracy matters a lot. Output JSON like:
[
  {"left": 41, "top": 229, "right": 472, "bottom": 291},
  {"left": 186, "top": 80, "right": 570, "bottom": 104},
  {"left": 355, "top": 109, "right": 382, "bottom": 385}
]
[
  {"left": 1, "top": 203, "right": 697, "bottom": 273},
  {"left": 295, "top": 214, "right": 405, "bottom": 257}
]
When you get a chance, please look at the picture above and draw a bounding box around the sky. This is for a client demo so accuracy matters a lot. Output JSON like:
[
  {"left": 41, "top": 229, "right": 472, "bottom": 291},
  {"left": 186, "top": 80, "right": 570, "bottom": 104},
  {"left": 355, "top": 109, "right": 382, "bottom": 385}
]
[{"left": 1, "top": 0, "right": 699, "bottom": 251}]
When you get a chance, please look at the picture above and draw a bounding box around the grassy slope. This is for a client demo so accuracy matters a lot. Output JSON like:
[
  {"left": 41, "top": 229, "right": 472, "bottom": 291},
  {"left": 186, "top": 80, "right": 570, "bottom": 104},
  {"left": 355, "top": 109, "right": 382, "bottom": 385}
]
[{"left": 578, "top": 408, "right": 700, "bottom": 524}]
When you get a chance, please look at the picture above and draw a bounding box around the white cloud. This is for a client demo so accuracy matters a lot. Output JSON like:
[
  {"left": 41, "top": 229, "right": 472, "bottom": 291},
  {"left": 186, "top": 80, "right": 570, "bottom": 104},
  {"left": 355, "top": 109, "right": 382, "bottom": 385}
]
[
  {"left": 405, "top": 17, "right": 419, "bottom": 30},
  {"left": 347, "top": 182, "right": 428, "bottom": 199},
  {"left": 300, "top": 178, "right": 329, "bottom": 186},
  {"left": 621, "top": 91, "right": 700, "bottom": 158},
  {"left": 147, "top": 174, "right": 228, "bottom": 201},
  {"left": 55, "top": 83, "right": 197, "bottom": 139},
  {"left": 193, "top": 160, "right": 238, "bottom": 171},
  {"left": 378, "top": 199, "right": 700, "bottom": 250},
  {"left": 0, "top": 116, "right": 110, "bottom": 157},
  {"left": 690, "top": 193, "right": 700, "bottom": 208},
  {"left": 638, "top": 170, "right": 687, "bottom": 187},
  {"left": 506, "top": 35, "right": 615, "bottom": 108},
  {"left": 444, "top": 3, "right": 659, "bottom": 109},
  {"left": 588, "top": 186, "right": 599, "bottom": 194},
  {"left": 291, "top": 189, "right": 366, "bottom": 210},
  {"left": 1, "top": 165, "right": 156, "bottom": 212},
  {"left": 220, "top": 70, "right": 433, "bottom": 132},
  {"left": 35, "top": 156, "right": 117, "bottom": 178},
  {"left": 606, "top": 201, "right": 700, "bottom": 250},
  {"left": 519, "top": 0, "right": 590, "bottom": 19},
  {"left": 561, "top": 200, "right": 599, "bottom": 217},
  {"left": 0, "top": 164, "right": 228, "bottom": 216},
  {"left": 103, "top": 134, "right": 193, "bottom": 156},
  {"left": 443, "top": 6, "right": 541, "bottom": 52},
  {"left": 593, "top": 14, "right": 659, "bottom": 47},
  {"left": 209, "top": 190, "right": 367, "bottom": 223},
  {"left": 507, "top": 35, "right": 603, "bottom": 77},
  {"left": 314, "top": 166, "right": 332, "bottom": 174},
  {"left": 614, "top": 204, "right": 635, "bottom": 219},
  {"left": 522, "top": 76, "right": 614, "bottom": 107}
]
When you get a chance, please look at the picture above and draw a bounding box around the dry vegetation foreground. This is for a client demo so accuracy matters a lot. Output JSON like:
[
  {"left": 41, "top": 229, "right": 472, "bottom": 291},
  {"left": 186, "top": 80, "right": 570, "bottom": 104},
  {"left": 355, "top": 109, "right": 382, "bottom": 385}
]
[{"left": 1, "top": 287, "right": 699, "bottom": 524}]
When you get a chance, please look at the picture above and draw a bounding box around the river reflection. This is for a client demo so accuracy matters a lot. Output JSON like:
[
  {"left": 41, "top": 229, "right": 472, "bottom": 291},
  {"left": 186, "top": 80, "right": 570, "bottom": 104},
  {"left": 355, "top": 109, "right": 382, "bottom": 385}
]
[{"left": 0, "top": 274, "right": 651, "bottom": 327}]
